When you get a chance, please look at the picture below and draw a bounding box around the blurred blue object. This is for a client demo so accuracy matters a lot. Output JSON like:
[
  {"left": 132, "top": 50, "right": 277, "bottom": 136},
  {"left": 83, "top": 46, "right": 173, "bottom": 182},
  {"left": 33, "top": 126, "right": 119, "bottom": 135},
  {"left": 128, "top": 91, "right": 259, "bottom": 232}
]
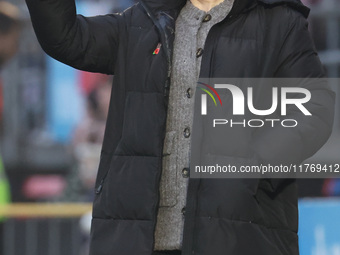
[
  {"left": 46, "top": 57, "right": 83, "bottom": 143},
  {"left": 46, "top": 1, "right": 115, "bottom": 143},
  {"left": 299, "top": 199, "right": 340, "bottom": 255}
]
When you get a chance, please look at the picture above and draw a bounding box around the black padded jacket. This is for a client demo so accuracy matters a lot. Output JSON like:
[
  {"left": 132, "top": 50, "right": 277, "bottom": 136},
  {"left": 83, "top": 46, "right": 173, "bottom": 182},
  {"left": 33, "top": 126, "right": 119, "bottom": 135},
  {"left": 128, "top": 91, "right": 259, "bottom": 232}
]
[{"left": 25, "top": 0, "right": 335, "bottom": 254}]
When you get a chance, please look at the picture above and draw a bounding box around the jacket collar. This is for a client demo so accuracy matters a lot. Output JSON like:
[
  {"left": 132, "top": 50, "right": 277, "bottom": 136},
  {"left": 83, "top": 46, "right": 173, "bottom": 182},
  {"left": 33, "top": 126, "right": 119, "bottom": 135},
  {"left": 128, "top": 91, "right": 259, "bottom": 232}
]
[
  {"left": 258, "top": 0, "right": 310, "bottom": 17},
  {"left": 140, "top": 0, "right": 185, "bottom": 13},
  {"left": 140, "top": 0, "right": 309, "bottom": 18},
  {"left": 140, "top": 0, "right": 253, "bottom": 14}
]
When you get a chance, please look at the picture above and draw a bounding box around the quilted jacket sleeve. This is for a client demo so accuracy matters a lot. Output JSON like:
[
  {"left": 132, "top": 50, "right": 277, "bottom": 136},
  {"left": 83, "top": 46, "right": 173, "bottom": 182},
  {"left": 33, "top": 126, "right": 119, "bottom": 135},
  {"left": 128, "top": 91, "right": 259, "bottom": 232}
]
[
  {"left": 25, "top": 0, "right": 122, "bottom": 74},
  {"left": 252, "top": 11, "right": 336, "bottom": 165}
]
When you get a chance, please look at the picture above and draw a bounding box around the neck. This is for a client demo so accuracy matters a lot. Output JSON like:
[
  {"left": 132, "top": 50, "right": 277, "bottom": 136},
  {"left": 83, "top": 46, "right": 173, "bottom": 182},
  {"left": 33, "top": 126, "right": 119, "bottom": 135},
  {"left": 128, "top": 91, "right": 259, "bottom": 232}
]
[{"left": 190, "top": 0, "right": 225, "bottom": 12}]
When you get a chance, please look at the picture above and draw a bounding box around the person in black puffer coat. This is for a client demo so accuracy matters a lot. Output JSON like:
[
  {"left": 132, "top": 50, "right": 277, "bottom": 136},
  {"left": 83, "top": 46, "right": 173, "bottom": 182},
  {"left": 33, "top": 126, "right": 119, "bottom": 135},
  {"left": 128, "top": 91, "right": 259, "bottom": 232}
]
[{"left": 25, "top": 0, "right": 335, "bottom": 254}]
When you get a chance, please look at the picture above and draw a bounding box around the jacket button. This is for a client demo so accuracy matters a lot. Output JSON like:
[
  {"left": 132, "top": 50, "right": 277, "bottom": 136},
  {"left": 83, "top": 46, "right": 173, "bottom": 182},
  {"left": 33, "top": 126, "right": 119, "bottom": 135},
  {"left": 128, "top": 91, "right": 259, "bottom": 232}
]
[
  {"left": 181, "top": 207, "right": 186, "bottom": 215},
  {"left": 196, "top": 48, "right": 204, "bottom": 58},
  {"left": 183, "top": 127, "right": 190, "bottom": 138},
  {"left": 186, "top": 88, "right": 192, "bottom": 98},
  {"left": 203, "top": 14, "right": 212, "bottom": 22},
  {"left": 182, "top": 168, "right": 189, "bottom": 178}
]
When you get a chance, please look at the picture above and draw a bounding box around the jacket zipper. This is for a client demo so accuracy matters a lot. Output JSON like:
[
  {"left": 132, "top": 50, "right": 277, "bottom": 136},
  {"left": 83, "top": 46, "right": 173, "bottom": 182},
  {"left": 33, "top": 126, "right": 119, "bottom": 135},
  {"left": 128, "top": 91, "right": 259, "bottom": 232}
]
[
  {"left": 95, "top": 162, "right": 111, "bottom": 195},
  {"left": 95, "top": 177, "right": 105, "bottom": 194},
  {"left": 139, "top": 1, "right": 175, "bottom": 253},
  {"left": 139, "top": 0, "right": 172, "bottom": 97}
]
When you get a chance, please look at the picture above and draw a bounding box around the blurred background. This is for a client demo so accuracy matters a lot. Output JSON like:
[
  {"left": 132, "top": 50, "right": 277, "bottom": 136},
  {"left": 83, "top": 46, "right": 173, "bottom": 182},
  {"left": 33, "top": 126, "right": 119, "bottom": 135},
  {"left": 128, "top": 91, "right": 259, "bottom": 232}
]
[{"left": 0, "top": 0, "right": 339, "bottom": 254}]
